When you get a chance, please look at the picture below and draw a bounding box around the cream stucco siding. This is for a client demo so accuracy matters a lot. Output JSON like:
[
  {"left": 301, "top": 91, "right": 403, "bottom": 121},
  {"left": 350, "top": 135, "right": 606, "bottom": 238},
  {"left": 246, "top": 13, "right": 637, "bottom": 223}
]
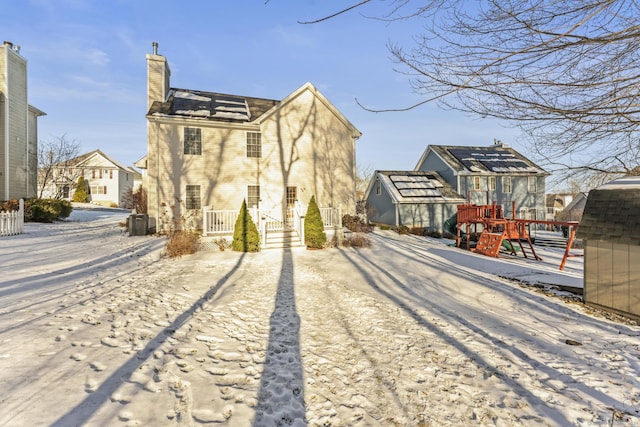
[
  {"left": 147, "top": 86, "right": 358, "bottom": 233},
  {"left": 1, "top": 44, "right": 28, "bottom": 200},
  {"left": 145, "top": 47, "right": 360, "bottom": 233}
]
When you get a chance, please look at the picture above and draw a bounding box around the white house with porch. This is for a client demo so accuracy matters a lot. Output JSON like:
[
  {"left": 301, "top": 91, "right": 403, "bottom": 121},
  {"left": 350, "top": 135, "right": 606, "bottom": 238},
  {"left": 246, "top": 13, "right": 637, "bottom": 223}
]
[{"left": 143, "top": 43, "right": 360, "bottom": 248}]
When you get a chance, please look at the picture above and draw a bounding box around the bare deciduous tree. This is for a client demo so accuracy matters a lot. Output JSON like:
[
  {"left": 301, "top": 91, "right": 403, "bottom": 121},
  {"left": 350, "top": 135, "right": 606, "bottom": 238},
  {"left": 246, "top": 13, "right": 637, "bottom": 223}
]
[
  {"left": 355, "top": 163, "right": 374, "bottom": 198},
  {"left": 302, "top": 1, "right": 640, "bottom": 183},
  {"left": 37, "top": 135, "right": 82, "bottom": 199},
  {"left": 121, "top": 185, "right": 147, "bottom": 213}
]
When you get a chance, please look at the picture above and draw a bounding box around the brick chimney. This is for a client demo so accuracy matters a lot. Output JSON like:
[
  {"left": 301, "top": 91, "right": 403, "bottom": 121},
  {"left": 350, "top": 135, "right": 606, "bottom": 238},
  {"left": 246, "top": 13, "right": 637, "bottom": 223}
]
[{"left": 146, "top": 42, "right": 170, "bottom": 111}]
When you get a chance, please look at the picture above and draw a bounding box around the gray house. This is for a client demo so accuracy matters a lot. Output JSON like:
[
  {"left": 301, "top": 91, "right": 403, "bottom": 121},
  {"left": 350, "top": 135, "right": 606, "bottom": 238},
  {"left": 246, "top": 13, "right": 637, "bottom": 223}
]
[
  {"left": 415, "top": 141, "right": 549, "bottom": 219},
  {"left": 364, "top": 170, "right": 465, "bottom": 231},
  {"left": 576, "top": 176, "right": 640, "bottom": 320}
]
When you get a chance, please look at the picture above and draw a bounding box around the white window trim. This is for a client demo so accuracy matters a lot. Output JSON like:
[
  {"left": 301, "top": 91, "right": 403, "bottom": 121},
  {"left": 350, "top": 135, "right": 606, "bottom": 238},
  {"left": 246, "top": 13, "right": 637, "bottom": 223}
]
[{"left": 502, "top": 176, "right": 512, "bottom": 193}]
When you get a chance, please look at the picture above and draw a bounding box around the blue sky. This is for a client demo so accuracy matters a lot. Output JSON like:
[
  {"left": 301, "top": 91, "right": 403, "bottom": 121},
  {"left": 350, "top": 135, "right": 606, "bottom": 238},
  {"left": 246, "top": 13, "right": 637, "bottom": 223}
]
[{"left": 2, "top": 0, "right": 522, "bottom": 175}]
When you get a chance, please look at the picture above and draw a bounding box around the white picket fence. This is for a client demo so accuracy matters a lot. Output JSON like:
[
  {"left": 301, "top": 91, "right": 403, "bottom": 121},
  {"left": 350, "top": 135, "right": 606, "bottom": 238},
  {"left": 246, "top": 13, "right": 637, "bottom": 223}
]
[{"left": 0, "top": 199, "right": 24, "bottom": 237}]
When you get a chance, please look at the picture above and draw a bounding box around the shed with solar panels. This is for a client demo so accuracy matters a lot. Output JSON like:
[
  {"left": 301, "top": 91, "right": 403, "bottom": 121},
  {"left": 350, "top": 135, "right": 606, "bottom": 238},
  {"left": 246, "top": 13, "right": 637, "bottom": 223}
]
[{"left": 364, "top": 170, "right": 465, "bottom": 231}]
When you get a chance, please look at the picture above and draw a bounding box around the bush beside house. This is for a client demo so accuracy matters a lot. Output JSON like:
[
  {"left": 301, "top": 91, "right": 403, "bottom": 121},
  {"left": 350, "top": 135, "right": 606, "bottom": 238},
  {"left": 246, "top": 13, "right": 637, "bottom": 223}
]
[
  {"left": 25, "top": 199, "right": 72, "bottom": 222},
  {"left": 304, "top": 195, "right": 326, "bottom": 249},
  {"left": 72, "top": 177, "right": 89, "bottom": 203},
  {"left": 232, "top": 199, "right": 260, "bottom": 252}
]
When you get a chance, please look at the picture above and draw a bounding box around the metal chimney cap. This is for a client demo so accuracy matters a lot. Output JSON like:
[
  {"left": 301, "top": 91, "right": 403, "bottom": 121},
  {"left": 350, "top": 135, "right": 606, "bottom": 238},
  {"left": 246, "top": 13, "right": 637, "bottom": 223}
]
[{"left": 152, "top": 41, "right": 158, "bottom": 55}]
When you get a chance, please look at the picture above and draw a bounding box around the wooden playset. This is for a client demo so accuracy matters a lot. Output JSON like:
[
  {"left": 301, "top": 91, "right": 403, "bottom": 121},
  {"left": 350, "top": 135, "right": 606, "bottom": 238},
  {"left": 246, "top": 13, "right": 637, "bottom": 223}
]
[{"left": 456, "top": 202, "right": 580, "bottom": 270}]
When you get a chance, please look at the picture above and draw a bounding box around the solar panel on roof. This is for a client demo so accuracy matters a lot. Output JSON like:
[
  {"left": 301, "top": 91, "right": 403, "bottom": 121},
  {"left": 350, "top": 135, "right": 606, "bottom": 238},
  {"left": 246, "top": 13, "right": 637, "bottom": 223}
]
[
  {"left": 448, "top": 148, "right": 533, "bottom": 173},
  {"left": 172, "top": 91, "right": 251, "bottom": 120},
  {"left": 387, "top": 174, "right": 445, "bottom": 198},
  {"left": 394, "top": 181, "right": 435, "bottom": 190}
]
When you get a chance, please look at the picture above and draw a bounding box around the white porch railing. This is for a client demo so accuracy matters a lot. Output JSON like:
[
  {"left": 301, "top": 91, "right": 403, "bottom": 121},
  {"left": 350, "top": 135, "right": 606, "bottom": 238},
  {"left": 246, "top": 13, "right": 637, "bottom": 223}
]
[
  {"left": 0, "top": 199, "right": 24, "bottom": 237},
  {"left": 202, "top": 207, "right": 260, "bottom": 235},
  {"left": 320, "top": 206, "right": 342, "bottom": 228},
  {"left": 202, "top": 204, "right": 342, "bottom": 241}
]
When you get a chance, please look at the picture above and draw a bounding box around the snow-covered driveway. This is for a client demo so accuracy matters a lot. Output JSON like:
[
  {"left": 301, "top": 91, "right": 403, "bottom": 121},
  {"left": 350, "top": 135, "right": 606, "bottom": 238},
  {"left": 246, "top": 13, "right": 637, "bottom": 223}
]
[{"left": 0, "top": 209, "right": 638, "bottom": 426}]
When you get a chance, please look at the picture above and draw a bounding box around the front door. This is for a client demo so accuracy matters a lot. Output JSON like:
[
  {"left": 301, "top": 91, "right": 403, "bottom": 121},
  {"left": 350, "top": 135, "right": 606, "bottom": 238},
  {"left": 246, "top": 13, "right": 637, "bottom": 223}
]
[{"left": 286, "top": 186, "right": 297, "bottom": 225}]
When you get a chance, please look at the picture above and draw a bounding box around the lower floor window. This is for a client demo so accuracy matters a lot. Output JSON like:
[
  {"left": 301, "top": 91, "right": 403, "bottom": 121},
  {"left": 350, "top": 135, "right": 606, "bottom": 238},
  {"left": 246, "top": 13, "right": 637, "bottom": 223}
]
[
  {"left": 247, "top": 185, "right": 260, "bottom": 208},
  {"left": 186, "top": 185, "right": 201, "bottom": 210},
  {"left": 90, "top": 185, "right": 107, "bottom": 195}
]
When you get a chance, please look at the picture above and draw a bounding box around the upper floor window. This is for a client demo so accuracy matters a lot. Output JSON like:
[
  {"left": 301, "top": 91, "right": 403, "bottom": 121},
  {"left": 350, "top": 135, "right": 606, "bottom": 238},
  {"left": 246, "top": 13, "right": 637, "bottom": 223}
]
[
  {"left": 375, "top": 177, "right": 381, "bottom": 195},
  {"left": 184, "top": 127, "right": 202, "bottom": 155},
  {"left": 186, "top": 185, "right": 201, "bottom": 210},
  {"left": 109, "top": 170, "right": 113, "bottom": 179},
  {"left": 489, "top": 176, "right": 496, "bottom": 191},
  {"left": 473, "top": 176, "right": 481, "bottom": 190},
  {"left": 246, "top": 132, "right": 262, "bottom": 158},
  {"left": 528, "top": 176, "right": 538, "bottom": 193},
  {"left": 502, "top": 176, "right": 512, "bottom": 193}
]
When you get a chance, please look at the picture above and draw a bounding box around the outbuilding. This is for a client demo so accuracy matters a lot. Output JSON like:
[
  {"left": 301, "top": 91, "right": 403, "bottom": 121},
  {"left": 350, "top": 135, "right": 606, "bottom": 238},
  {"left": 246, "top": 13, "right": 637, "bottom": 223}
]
[
  {"left": 364, "top": 170, "right": 465, "bottom": 233},
  {"left": 576, "top": 176, "right": 640, "bottom": 320}
]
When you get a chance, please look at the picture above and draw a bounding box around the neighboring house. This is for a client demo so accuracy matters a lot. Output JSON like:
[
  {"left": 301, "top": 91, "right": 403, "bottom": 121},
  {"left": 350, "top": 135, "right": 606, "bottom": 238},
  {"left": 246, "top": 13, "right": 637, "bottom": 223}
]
[
  {"left": 576, "top": 176, "right": 640, "bottom": 320},
  {"left": 1, "top": 41, "right": 46, "bottom": 200},
  {"left": 40, "top": 149, "right": 141, "bottom": 207},
  {"left": 144, "top": 44, "right": 361, "bottom": 235},
  {"left": 556, "top": 192, "right": 588, "bottom": 222},
  {"left": 414, "top": 141, "right": 549, "bottom": 219},
  {"left": 364, "top": 170, "right": 465, "bottom": 231},
  {"left": 545, "top": 193, "right": 574, "bottom": 222}
]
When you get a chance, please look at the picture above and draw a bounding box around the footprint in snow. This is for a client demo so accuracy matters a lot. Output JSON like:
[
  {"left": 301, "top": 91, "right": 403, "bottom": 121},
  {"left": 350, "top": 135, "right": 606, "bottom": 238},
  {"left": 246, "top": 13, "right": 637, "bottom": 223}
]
[{"left": 90, "top": 361, "right": 106, "bottom": 372}]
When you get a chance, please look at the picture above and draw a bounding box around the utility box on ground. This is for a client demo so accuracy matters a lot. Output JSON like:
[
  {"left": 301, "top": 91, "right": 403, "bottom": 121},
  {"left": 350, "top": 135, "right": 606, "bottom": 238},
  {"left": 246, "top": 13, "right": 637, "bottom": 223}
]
[{"left": 128, "top": 214, "right": 148, "bottom": 236}]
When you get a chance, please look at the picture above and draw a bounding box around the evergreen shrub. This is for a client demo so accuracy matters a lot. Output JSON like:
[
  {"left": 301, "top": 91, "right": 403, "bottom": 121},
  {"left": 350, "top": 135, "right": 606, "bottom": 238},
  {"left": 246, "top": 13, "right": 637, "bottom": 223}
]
[
  {"left": 72, "top": 177, "right": 89, "bottom": 203},
  {"left": 232, "top": 199, "right": 260, "bottom": 252},
  {"left": 24, "top": 198, "right": 72, "bottom": 222},
  {"left": 304, "top": 195, "right": 326, "bottom": 249}
]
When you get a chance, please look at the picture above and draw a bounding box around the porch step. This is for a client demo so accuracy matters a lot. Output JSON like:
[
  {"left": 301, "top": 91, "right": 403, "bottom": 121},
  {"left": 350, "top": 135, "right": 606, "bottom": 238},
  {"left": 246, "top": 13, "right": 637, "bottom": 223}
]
[{"left": 264, "top": 229, "right": 303, "bottom": 249}]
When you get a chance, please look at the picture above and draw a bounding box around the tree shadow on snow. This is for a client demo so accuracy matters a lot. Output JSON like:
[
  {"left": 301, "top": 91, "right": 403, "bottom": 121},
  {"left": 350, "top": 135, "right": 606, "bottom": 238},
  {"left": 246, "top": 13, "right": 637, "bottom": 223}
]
[
  {"left": 253, "top": 248, "right": 307, "bottom": 426},
  {"left": 50, "top": 253, "right": 247, "bottom": 427},
  {"left": 337, "top": 246, "right": 582, "bottom": 426}
]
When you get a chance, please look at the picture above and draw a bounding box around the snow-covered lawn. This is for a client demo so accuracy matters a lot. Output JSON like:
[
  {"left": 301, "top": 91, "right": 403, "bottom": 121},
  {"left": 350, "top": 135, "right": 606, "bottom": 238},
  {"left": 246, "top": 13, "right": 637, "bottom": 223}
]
[{"left": 0, "top": 208, "right": 638, "bottom": 426}]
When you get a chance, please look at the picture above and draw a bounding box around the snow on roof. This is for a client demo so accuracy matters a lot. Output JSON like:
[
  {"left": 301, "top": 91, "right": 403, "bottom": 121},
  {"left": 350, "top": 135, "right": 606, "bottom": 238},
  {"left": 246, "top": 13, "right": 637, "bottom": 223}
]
[{"left": 597, "top": 176, "right": 640, "bottom": 189}]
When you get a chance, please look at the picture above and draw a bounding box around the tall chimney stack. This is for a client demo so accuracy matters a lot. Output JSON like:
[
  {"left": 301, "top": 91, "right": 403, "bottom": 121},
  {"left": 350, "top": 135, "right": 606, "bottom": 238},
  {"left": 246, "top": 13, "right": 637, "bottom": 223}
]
[{"left": 146, "top": 42, "right": 170, "bottom": 111}]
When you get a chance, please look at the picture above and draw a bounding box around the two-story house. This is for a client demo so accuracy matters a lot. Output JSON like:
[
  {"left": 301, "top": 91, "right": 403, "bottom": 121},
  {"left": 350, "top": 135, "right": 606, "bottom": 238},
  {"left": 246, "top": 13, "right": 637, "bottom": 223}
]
[
  {"left": 144, "top": 44, "right": 361, "bottom": 236},
  {"left": 40, "top": 149, "right": 141, "bottom": 207},
  {"left": 415, "top": 141, "right": 549, "bottom": 220},
  {"left": 1, "top": 41, "right": 46, "bottom": 200}
]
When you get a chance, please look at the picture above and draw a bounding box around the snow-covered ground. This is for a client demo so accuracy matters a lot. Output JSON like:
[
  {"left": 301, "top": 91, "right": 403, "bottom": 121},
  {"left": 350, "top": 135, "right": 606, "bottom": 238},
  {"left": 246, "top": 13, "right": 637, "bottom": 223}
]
[{"left": 0, "top": 207, "right": 638, "bottom": 427}]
